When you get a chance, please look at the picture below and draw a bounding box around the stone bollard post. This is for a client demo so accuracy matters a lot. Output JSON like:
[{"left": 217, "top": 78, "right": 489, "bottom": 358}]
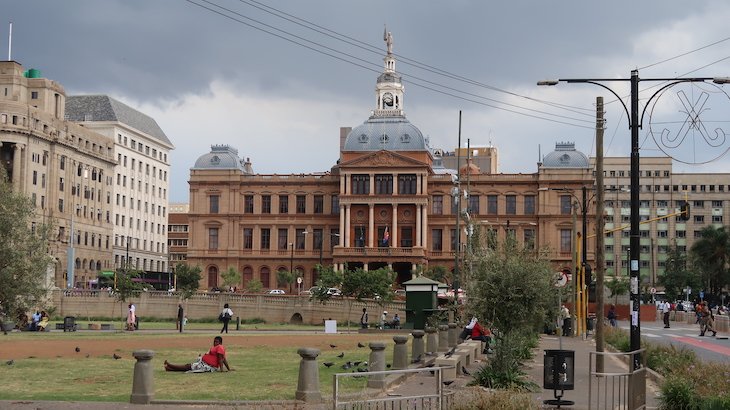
[
  {"left": 392, "top": 335, "right": 409, "bottom": 370},
  {"left": 295, "top": 348, "right": 322, "bottom": 403},
  {"left": 448, "top": 323, "right": 458, "bottom": 348},
  {"left": 368, "top": 342, "right": 387, "bottom": 388},
  {"left": 425, "top": 327, "right": 438, "bottom": 354},
  {"left": 130, "top": 350, "right": 155, "bottom": 404},
  {"left": 438, "top": 325, "right": 449, "bottom": 352},
  {"left": 411, "top": 330, "right": 425, "bottom": 361}
]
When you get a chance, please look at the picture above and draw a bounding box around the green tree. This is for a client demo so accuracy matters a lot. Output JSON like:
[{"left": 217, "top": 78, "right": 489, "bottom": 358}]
[
  {"left": 466, "top": 234, "right": 556, "bottom": 335},
  {"left": 659, "top": 246, "right": 699, "bottom": 300},
  {"left": 277, "top": 269, "right": 296, "bottom": 293},
  {"left": 114, "top": 263, "right": 146, "bottom": 326},
  {"left": 174, "top": 262, "right": 201, "bottom": 300},
  {"left": 422, "top": 265, "right": 451, "bottom": 286},
  {"left": 245, "top": 279, "right": 263, "bottom": 294},
  {"left": 690, "top": 226, "right": 730, "bottom": 297},
  {"left": 310, "top": 266, "right": 344, "bottom": 301},
  {"left": 605, "top": 275, "right": 630, "bottom": 305},
  {"left": 0, "top": 167, "right": 53, "bottom": 325},
  {"left": 340, "top": 267, "right": 394, "bottom": 332},
  {"left": 221, "top": 267, "right": 241, "bottom": 291}
]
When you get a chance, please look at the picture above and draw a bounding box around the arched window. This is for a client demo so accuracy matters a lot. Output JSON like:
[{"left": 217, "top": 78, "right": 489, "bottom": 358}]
[
  {"left": 96, "top": 261, "right": 102, "bottom": 270},
  {"left": 89, "top": 259, "right": 95, "bottom": 270},
  {"left": 260, "top": 267, "right": 270, "bottom": 289},
  {"left": 242, "top": 266, "right": 253, "bottom": 287},
  {"left": 207, "top": 266, "right": 218, "bottom": 289},
  {"left": 75, "top": 258, "right": 81, "bottom": 269}
]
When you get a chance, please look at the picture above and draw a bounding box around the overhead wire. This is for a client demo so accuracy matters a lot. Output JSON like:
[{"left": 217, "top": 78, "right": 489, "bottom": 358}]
[{"left": 186, "top": 0, "right": 595, "bottom": 128}]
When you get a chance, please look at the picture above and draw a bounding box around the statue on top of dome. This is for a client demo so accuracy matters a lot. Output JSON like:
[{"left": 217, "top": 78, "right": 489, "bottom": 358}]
[{"left": 384, "top": 27, "right": 393, "bottom": 55}]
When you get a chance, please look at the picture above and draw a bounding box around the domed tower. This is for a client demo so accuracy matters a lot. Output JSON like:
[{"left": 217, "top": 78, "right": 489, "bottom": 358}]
[{"left": 336, "top": 30, "right": 432, "bottom": 284}]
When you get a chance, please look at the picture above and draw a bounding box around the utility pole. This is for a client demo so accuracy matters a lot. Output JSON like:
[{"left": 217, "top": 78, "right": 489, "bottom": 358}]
[
  {"left": 453, "top": 110, "right": 462, "bottom": 294},
  {"left": 595, "top": 96, "right": 606, "bottom": 373}
]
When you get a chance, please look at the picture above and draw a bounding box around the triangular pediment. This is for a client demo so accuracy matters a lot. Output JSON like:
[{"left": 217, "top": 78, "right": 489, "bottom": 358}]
[{"left": 340, "top": 150, "right": 429, "bottom": 169}]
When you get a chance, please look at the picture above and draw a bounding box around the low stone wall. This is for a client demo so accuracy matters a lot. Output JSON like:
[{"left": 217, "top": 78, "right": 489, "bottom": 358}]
[{"left": 52, "top": 290, "right": 406, "bottom": 325}]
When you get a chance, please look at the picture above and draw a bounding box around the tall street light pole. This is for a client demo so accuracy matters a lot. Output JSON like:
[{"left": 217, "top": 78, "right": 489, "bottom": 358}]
[{"left": 539, "top": 73, "right": 729, "bottom": 376}]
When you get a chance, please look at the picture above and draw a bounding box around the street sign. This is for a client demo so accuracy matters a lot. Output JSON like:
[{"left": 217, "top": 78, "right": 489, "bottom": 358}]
[
  {"left": 297, "top": 277, "right": 303, "bottom": 284},
  {"left": 699, "top": 290, "right": 705, "bottom": 299},
  {"left": 650, "top": 287, "right": 656, "bottom": 294},
  {"left": 554, "top": 272, "right": 568, "bottom": 288}
]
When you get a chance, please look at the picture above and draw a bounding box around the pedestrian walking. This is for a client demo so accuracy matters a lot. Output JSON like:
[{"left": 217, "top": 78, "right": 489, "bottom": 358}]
[
  {"left": 177, "top": 304, "right": 184, "bottom": 331},
  {"left": 360, "top": 307, "right": 369, "bottom": 329},
  {"left": 661, "top": 300, "right": 671, "bottom": 328},
  {"left": 607, "top": 304, "right": 617, "bottom": 327},
  {"left": 699, "top": 301, "right": 717, "bottom": 337},
  {"left": 219, "top": 303, "right": 233, "bottom": 334}
]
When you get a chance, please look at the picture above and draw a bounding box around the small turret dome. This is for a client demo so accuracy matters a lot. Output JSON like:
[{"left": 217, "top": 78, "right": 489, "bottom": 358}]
[
  {"left": 542, "top": 142, "right": 589, "bottom": 168},
  {"left": 192, "top": 145, "right": 252, "bottom": 173}
]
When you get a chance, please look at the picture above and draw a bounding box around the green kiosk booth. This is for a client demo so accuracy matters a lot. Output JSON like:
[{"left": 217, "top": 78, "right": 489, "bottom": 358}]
[{"left": 402, "top": 276, "right": 440, "bottom": 329}]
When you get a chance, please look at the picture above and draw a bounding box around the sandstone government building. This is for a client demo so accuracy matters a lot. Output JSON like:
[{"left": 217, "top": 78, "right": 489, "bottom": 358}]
[{"left": 2, "top": 38, "right": 729, "bottom": 293}]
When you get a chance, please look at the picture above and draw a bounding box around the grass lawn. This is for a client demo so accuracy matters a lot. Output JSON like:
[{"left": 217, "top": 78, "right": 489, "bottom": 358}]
[{"left": 0, "top": 330, "right": 397, "bottom": 402}]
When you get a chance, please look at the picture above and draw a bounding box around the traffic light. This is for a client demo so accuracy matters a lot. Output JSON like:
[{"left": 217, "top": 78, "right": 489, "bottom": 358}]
[{"left": 680, "top": 201, "right": 690, "bottom": 221}]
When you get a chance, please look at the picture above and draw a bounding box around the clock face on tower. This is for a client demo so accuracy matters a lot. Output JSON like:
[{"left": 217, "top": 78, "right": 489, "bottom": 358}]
[{"left": 383, "top": 92, "right": 394, "bottom": 108}]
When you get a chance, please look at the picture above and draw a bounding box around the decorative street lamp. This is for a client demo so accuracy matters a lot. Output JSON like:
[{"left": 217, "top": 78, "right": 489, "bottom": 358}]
[{"left": 539, "top": 72, "right": 729, "bottom": 404}]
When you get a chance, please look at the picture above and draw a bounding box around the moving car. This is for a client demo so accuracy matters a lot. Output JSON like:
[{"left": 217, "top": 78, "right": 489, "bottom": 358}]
[{"left": 268, "top": 289, "right": 286, "bottom": 295}]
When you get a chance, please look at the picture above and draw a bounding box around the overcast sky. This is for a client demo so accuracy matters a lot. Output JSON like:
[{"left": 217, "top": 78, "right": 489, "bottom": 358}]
[{"left": 6, "top": 1, "right": 730, "bottom": 202}]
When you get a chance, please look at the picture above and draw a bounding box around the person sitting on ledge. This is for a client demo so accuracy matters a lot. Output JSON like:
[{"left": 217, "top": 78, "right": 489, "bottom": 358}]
[{"left": 164, "top": 336, "right": 233, "bottom": 373}]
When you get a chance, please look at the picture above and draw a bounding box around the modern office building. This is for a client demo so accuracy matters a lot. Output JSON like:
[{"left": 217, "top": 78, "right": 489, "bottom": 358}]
[{"left": 65, "top": 95, "right": 175, "bottom": 277}]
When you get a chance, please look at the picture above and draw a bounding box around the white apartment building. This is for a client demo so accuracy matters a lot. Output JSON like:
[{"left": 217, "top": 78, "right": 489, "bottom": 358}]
[{"left": 65, "top": 96, "right": 174, "bottom": 275}]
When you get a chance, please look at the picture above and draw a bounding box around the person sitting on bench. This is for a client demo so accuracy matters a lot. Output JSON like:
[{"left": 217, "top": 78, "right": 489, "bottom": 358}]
[{"left": 469, "top": 318, "right": 493, "bottom": 354}]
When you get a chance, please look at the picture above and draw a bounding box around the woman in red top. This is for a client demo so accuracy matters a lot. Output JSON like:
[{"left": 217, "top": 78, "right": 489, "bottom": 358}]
[
  {"left": 164, "top": 336, "right": 233, "bottom": 372},
  {"left": 471, "top": 320, "right": 494, "bottom": 354}
]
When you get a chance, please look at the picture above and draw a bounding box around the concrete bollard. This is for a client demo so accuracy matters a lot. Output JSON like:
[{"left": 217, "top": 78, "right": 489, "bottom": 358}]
[
  {"left": 368, "top": 342, "right": 387, "bottom": 389},
  {"left": 392, "top": 335, "right": 409, "bottom": 370},
  {"left": 425, "top": 327, "right": 438, "bottom": 354},
  {"left": 295, "top": 348, "right": 322, "bottom": 403},
  {"left": 448, "top": 323, "right": 458, "bottom": 348},
  {"left": 438, "top": 325, "right": 449, "bottom": 352},
  {"left": 130, "top": 350, "right": 155, "bottom": 404},
  {"left": 411, "top": 330, "right": 425, "bottom": 361}
]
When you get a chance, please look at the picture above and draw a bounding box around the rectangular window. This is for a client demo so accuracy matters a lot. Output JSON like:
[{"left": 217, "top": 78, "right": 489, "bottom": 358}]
[
  {"left": 432, "top": 195, "right": 443, "bottom": 215},
  {"left": 296, "top": 195, "right": 306, "bottom": 214},
  {"left": 694, "top": 215, "right": 705, "bottom": 224},
  {"left": 351, "top": 174, "right": 370, "bottom": 195},
  {"left": 432, "top": 229, "right": 443, "bottom": 251},
  {"left": 244, "top": 195, "right": 254, "bottom": 213},
  {"left": 711, "top": 200, "right": 723, "bottom": 207},
  {"left": 450, "top": 229, "right": 457, "bottom": 251},
  {"left": 331, "top": 195, "right": 340, "bottom": 215},
  {"left": 243, "top": 228, "right": 253, "bottom": 249},
  {"left": 524, "top": 228, "right": 535, "bottom": 250},
  {"left": 279, "top": 195, "right": 289, "bottom": 214},
  {"left": 487, "top": 195, "right": 498, "bottom": 215},
  {"left": 261, "top": 195, "right": 271, "bottom": 214},
  {"left": 313, "top": 195, "right": 324, "bottom": 214},
  {"left": 313, "top": 229, "right": 323, "bottom": 250},
  {"left": 208, "top": 228, "right": 219, "bottom": 250},
  {"left": 209, "top": 195, "right": 219, "bottom": 213},
  {"left": 400, "top": 227, "right": 413, "bottom": 248},
  {"left": 398, "top": 174, "right": 417, "bottom": 195},
  {"left": 524, "top": 195, "right": 535, "bottom": 215},
  {"left": 260, "top": 228, "right": 271, "bottom": 250},
  {"left": 560, "top": 196, "right": 572, "bottom": 215},
  {"left": 560, "top": 229, "right": 572, "bottom": 253},
  {"left": 278, "top": 229, "right": 288, "bottom": 250},
  {"left": 59, "top": 177, "right": 64, "bottom": 191},
  {"left": 505, "top": 195, "right": 516, "bottom": 215},
  {"left": 468, "top": 195, "right": 480, "bottom": 214},
  {"left": 375, "top": 174, "right": 393, "bottom": 195},
  {"left": 296, "top": 228, "right": 306, "bottom": 249}
]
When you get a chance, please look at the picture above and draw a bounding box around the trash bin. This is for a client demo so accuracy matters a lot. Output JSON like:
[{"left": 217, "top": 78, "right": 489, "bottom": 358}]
[
  {"left": 63, "top": 316, "right": 76, "bottom": 332},
  {"left": 562, "top": 318, "right": 572, "bottom": 336},
  {"left": 543, "top": 349, "right": 575, "bottom": 390},
  {"left": 587, "top": 314, "right": 596, "bottom": 333}
]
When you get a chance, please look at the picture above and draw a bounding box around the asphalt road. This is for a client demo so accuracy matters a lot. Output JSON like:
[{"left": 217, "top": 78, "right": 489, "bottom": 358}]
[{"left": 617, "top": 319, "right": 730, "bottom": 364}]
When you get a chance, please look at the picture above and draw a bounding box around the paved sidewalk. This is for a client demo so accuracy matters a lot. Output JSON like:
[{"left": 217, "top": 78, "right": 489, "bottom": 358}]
[{"left": 527, "top": 334, "right": 661, "bottom": 409}]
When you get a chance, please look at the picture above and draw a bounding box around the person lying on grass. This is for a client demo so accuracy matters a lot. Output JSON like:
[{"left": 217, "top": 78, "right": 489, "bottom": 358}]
[{"left": 164, "top": 336, "right": 233, "bottom": 372}]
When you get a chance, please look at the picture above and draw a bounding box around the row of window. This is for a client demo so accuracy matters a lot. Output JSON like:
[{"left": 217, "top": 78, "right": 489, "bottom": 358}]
[
  {"left": 114, "top": 235, "right": 166, "bottom": 254},
  {"left": 113, "top": 214, "right": 166, "bottom": 237},
  {"left": 350, "top": 174, "right": 419, "bottom": 195},
  {"left": 117, "top": 133, "right": 168, "bottom": 163},
  {"left": 603, "top": 183, "right": 730, "bottom": 193},
  {"left": 209, "top": 194, "right": 339, "bottom": 215},
  {"left": 116, "top": 153, "right": 168, "bottom": 181},
  {"left": 115, "top": 194, "right": 166, "bottom": 216},
  {"left": 605, "top": 200, "right": 724, "bottom": 208},
  {"left": 210, "top": 227, "right": 341, "bottom": 251},
  {"left": 432, "top": 194, "right": 536, "bottom": 216},
  {"left": 113, "top": 255, "right": 166, "bottom": 272},
  {"left": 115, "top": 174, "right": 167, "bottom": 199}
]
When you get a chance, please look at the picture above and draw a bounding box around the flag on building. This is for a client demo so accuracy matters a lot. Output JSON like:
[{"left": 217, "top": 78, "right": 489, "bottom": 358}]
[{"left": 382, "top": 227, "right": 389, "bottom": 246}]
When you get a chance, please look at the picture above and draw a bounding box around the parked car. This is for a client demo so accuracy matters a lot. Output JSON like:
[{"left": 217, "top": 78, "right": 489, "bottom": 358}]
[
  {"left": 394, "top": 289, "right": 406, "bottom": 300},
  {"left": 326, "top": 288, "right": 342, "bottom": 296},
  {"left": 268, "top": 289, "right": 286, "bottom": 295}
]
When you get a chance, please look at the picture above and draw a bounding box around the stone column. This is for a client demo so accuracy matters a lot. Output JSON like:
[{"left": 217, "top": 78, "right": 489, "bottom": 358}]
[
  {"left": 448, "top": 323, "right": 458, "bottom": 348},
  {"left": 438, "top": 325, "right": 449, "bottom": 352},
  {"left": 367, "top": 342, "right": 387, "bottom": 388},
  {"left": 411, "top": 330, "right": 425, "bottom": 360},
  {"left": 392, "top": 335, "right": 409, "bottom": 370},
  {"left": 295, "top": 348, "right": 322, "bottom": 403},
  {"left": 129, "top": 350, "right": 155, "bottom": 404},
  {"left": 391, "top": 204, "right": 398, "bottom": 246},
  {"left": 344, "top": 205, "right": 351, "bottom": 247},
  {"left": 339, "top": 205, "right": 345, "bottom": 246},
  {"left": 368, "top": 204, "right": 374, "bottom": 248},
  {"left": 415, "top": 205, "right": 422, "bottom": 247},
  {"left": 425, "top": 327, "right": 438, "bottom": 354}
]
